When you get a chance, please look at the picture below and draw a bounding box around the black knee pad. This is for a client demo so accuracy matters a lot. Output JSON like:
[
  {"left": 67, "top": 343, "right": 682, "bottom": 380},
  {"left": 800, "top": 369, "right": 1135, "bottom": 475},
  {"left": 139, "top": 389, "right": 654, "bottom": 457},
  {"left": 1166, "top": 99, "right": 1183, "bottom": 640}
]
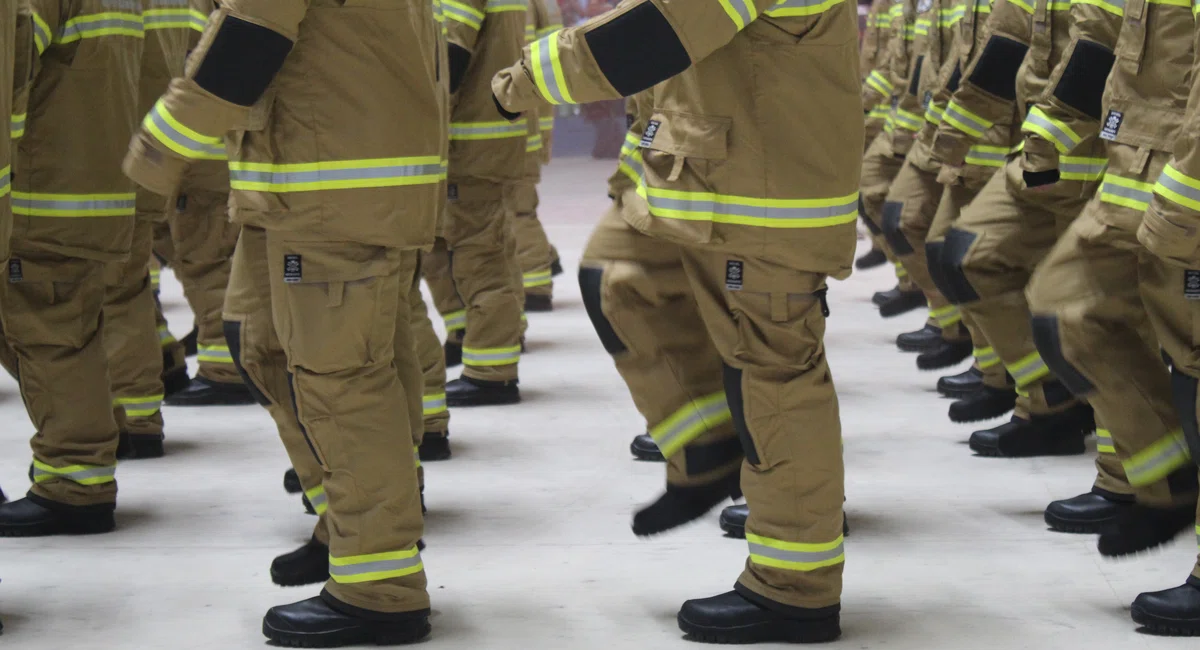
[
  {"left": 925, "top": 241, "right": 950, "bottom": 296},
  {"left": 722, "top": 364, "right": 758, "bottom": 466},
  {"left": 684, "top": 437, "right": 744, "bottom": 476},
  {"left": 860, "top": 197, "right": 882, "bottom": 236},
  {"left": 1030, "top": 315, "right": 1096, "bottom": 397},
  {"left": 1170, "top": 367, "right": 1200, "bottom": 463},
  {"left": 578, "top": 267, "right": 628, "bottom": 355},
  {"left": 881, "top": 202, "right": 914, "bottom": 255},
  {"left": 939, "top": 228, "right": 981, "bottom": 304},
  {"left": 222, "top": 320, "right": 271, "bottom": 407},
  {"left": 1042, "top": 379, "right": 1076, "bottom": 407}
]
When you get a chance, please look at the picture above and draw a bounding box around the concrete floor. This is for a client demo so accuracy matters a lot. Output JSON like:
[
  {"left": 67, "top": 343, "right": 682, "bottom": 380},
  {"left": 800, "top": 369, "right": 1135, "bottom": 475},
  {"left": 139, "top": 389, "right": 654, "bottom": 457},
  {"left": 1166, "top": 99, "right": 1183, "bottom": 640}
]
[{"left": 0, "top": 157, "right": 1197, "bottom": 649}]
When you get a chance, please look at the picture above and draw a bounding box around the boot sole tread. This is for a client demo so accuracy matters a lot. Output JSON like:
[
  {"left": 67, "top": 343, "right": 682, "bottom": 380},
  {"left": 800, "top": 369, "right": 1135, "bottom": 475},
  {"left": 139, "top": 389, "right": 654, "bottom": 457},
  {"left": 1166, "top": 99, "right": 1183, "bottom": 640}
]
[
  {"left": 678, "top": 615, "right": 840, "bottom": 644},
  {"left": 1132, "top": 607, "right": 1200, "bottom": 636},
  {"left": 263, "top": 620, "right": 431, "bottom": 647}
]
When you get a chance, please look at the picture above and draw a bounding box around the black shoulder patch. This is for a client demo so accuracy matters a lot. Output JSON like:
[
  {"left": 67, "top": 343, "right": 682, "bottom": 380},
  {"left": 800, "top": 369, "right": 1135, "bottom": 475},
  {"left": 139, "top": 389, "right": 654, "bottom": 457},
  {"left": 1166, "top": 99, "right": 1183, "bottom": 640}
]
[
  {"left": 193, "top": 16, "right": 293, "bottom": 107},
  {"left": 448, "top": 43, "right": 472, "bottom": 94},
  {"left": 908, "top": 55, "right": 924, "bottom": 96},
  {"left": 1053, "top": 40, "right": 1115, "bottom": 120},
  {"left": 584, "top": 1, "right": 690, "bottom": 96},
  {"left": 946, "top": 62, "right": 962, "bottom": 93},
  {"left": 966, "top": 35, "right": 1028, "bottom": 101}
]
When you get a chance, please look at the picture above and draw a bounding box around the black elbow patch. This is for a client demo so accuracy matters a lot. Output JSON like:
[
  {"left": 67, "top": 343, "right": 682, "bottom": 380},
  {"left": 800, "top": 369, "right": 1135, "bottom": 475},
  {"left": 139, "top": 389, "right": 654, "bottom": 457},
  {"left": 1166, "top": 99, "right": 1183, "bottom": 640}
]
[
  {"left": 966, "top": 36, "right": 1027, "bottom": 101},
  {"left": 907, "top": 55, "right": 924, "bottom": 96},
  {"left": 946, "top": 62, "right": 962, "bottom": 93},
  {"left": 584, "top": 1, "right": 690, "bottom": 96},
  {"left": 193, "top": 16, "right": 292, "bottom": 106},
  {"left": 1053, "top": 40, "right": 1114, "bottom": 120},
  {"left": 448, "top": 43, "right": 471, "bottom": 94}
]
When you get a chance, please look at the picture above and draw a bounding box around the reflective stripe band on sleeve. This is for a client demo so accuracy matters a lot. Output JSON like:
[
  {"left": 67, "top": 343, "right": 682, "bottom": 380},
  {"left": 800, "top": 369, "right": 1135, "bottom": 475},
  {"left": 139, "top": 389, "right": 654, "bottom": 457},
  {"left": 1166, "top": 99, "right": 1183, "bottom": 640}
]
[
  {"left": 974, "top": 346, "right": 1001, "bottom": 370},
  {"left": 540, "top": 116, "right": 555, "bottom": 131},
  {"left": 1100, "top": 174, "right": 1154, "bottom": 211},
  {"left": 443, "top": 309, "right": 467, "bottom": 332},
  {"left": 867, "top": 104, "right": 891, "bottom": 121},
  {"left": 894, "top": 261, "right": 908, "bottom": 278},
  {"left": 114, "top": 394, "right": 164, "bottom": 418},
  {"left": 930, "top": 305, "right": 961, "bottom": 328},
  {"left": 1006, "top": 351, "right": 1050, "bottom": 389},
  {"left": 526, "top": 133, "right": 544, "bottom": 152},
  {"left": 1009, "top": 0, "right": 1036, "bottom": 10},
  {"left": 449, "top": 121, "right": 529, "bottom": 141},
  {"left": 964, "top": 145, "right": 1010, "bottom": 168},
  {"left": 763, "top": 0, "right": 847, "bottom": 18},
  {"left": 197, "top": 345, "right": 234, "bottom": 364},
  {"left": 57, "top": 12, "right": 145, "bottom": 43},
  {"left": 1095, "top": 428, "right": 1115, "bottom": 454},
  {"left": 523, "top": 269, "right": 552, "bottom": 288},
  {"left": 13, "top": 192, "right": 136, "bottom": 217},
  {"left": 32, "top": 460, "right": 116, "bottom": 486},
  {"left": 1059, "top": 156, "right": 1108, "bottom": 182},
  {"left": 649, "top": 392, "right": 732, "bottom": 458},
  {"left": 144, "top": 101, "right": 227, "bottom": 160},
  {"left": 158, "top": 325, "right": 178, "bottom": 346},
  {"left": 1123, "top": 430, "right": 1192, "bottom": 487},
  {"left": 329, "top": 547, "right": 424, "bottom": 584},
  {"left": 1071, "top": 0, "right": 1125, "bottom": 14},
  {"left": 747, "top": 533, "right": 845, "bottom": 572},
  {"left": 462, "top": 345, "right": 521, "bottom": 367},
  {"left": 0, "top": 166, "right": 9, "bottom": 199},
  {"left": 305, "top": 485, "right": 328, "bottom": 516},
  {"left": 1154, "top": 164, "right": 1200, "bottom": 212},
  {"left": 442, "top": 0, "right": 485, "bottom": 29},
  {"left": 189, "top": 7, "right": 209, "bottom": 31},
  {"left": 525, "top": 23, "right": 536, "bottom": 42},
  {"left": 11, "top": 113, "right": 25, "bottom": 139},
  {"left": 229, "top": 157, "right": 447, "bottom": 193},
  {"left": 31, "top": 11, "right": 52, "bottom": 53},
  {"left": 942, "top": 100, "right": 994, "bottom": 138},
  {"left": 915, "top": 17, "right": 931, "bottom": 36},
  {"left": 866, "top": 70, "right": 894, "bottom": 97},
  {"left": 423, "top": 393, "right": 447, "bottom": 417},
  {"left": 414, "top": 445, "right": 421, "bottom": 469},
  {"left": 891, "top": 108, "right": 924, "bottom": 133},
  {"left": 1023, "top": 107, "right": 1082, "bottom": 154},
  {"left": 529, "top": 33, "right": 575, "bottom": 105},
  {"left": 925, "top": 103, "right": 945, "bottom": 126},
  {"left": 144, "top": 5, "right": 194, "bottom": 30},
  {"left": 486, "top": 0, "right": 528, "bottom": 11},
  {"left": 717, "top": 0, "right": 759, "bottom": 30}
]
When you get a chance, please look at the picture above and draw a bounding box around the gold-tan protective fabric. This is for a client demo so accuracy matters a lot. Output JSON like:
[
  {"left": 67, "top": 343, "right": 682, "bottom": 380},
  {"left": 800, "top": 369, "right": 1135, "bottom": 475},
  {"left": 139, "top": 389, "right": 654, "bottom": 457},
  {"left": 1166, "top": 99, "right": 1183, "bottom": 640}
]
[
  {"left": 413, "top": 255, "right": 449, "bottom": 436},
  {"left": 512, "top": 178, "right": 556, "bottom": 299},
  {"left": 105, "top": 218, "right": 165, "bottom": 438},
  {"left": 861, "top": 133, "right": 916, "bottom": 292},
  {"left": 422, "top": 237, "right": 467, "bottom": 341}
]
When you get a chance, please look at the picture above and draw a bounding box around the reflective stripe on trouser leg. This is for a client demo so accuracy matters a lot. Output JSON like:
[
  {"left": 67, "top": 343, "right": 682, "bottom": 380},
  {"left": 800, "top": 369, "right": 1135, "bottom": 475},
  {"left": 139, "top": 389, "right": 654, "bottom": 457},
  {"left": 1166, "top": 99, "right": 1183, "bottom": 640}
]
[
  {"left": 305, "top": 484, "right": 329, "bottom": 516},
  {"left": 113, "top": 394, "right": 163, "bottom": 418},
  {"left": 197, "top": 344, "right": 234, "bottom": 365},
  {"left": 930, "top": 305, "right": 962, "bottom": 329},
  {"left": 1123, "top": 430, "right": 1193, "bottom": 488},
  {"left": 649, "top": 392, "right": 733, "bottom": 459},
  {"left": 1096, "top": 429, "right": 1115, "bottom": 454},
  {"left": 410, "top": 273, "right": 449, "bottom": 434},
  {"left": 973, "top": 346, "right": 1000, "bottom": 370},
  {"left": 747, "top": 534, "right": 846, "bottom": 572},
  {"left": 32, "top": 460, "right": 116, "bottom": 486},
  {"left": 442, "top": 309, "right": 466, "bottom": 333},
  {"left": 1005, "top": 351, "right": 1050, "bottom": 391},
  {"left": 423, "top": 393, "right": 447, "bottom": 418},
  {"left": 329, "top": 547, "right": 424, "bottom": 585}
]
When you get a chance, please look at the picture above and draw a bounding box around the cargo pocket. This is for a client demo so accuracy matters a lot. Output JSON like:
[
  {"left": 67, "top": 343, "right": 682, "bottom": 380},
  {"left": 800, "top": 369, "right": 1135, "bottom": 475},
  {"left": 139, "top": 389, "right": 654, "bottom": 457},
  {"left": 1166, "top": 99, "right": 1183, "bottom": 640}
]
[
  {"left": 1140, "top": 203, "right": 1200, "bottom": 269},
  {"left": 1, "top": 256, "right": 98, "bottom": 349},
  {"left": 635, "top": 110, "right": 732, "bottom": 245}
]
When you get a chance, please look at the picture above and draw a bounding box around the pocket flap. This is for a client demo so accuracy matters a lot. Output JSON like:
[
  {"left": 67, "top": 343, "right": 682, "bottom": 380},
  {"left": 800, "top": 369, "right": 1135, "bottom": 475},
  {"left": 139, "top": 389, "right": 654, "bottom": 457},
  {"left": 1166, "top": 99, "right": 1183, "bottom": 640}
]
[
  {"left": 642, "top": 110, "right": 731, "bottom": 161},
  {"left": 273, "top": 240, "right": 399, "bottom": 284}
]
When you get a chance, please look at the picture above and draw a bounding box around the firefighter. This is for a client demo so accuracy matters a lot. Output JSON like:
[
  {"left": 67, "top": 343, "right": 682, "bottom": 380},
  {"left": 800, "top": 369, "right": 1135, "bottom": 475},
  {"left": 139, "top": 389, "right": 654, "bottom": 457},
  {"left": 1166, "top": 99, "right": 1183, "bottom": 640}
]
[
  {"left": 123, "top": 0, "right": 444, "bottom": 644},
  {"left": 853, "top": 0, "right": 896, "bottom": 271},
  {"left": 496, "top": 0, "right": 859, "bottom": 641}
]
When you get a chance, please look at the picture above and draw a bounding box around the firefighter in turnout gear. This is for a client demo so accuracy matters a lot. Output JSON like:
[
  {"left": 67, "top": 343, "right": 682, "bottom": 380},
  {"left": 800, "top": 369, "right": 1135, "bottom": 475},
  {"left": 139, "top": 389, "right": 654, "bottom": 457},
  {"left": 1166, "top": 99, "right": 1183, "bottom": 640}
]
[
  {"left": 0, "top": 0, "right": 142, "bottom": 537},
  {"left": 123, "top": 0, "right": 445, "bottom": 644},
  {"left": 855, "top": 0, "right": 900, "bottom": 271},
  {"left": 0, "top": 0, "right": 24, "bottom": 524},
  {"left": 929, "top": 0, "right": 1098, "bottom": 458},
  {"left": 496, "top": 0, "right": 859, "bottom": 641},
  {"left": 1025, "top": 5, "right": 1200, "bottom": 633}
]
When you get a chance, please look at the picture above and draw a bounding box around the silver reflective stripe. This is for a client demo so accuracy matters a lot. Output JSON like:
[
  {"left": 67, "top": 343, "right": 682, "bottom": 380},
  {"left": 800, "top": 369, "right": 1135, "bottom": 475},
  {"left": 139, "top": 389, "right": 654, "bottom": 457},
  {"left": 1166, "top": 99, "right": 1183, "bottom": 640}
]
[
  {"left": 652, "top": 397, "right": 730, "bottom": 455},
  {"left": 1155, "top": 173, "right": 1200, "bottom": 205},
  {"left": 146, "top": 105, "right": 226, "bottom": 158},
  {"left": 748, "top": 541, "right": 845, "bottom": 566},
  {"left": 646, "top": 194, "right": 858, "bottom": 222},
  {"left": 14, "top": 196, "right": 136, "bottom": 213},
  {"left": 145, "top": 12, "right": 190, "bottom": 27},
  {"left": 308, "top": 490, "right": 327, "bottom": 513},
  {"left": 0, "top": 169, "right": 9, "bottom": 197},
  {"left": 443, "top": 3, "right": 483, "bottom": 26},
  {"left": 535, "top": 37, "right": 570, "bottom": 104},
  {"left": 32, "top": 16, "right": 51, "bottom": 51},
  {"left": 1025, "top": 111, "right": 1079, "bottom": 149},
  {"left": 449, "top": 123, "right": 528, "bottom": 138},
  {"left": 424, "top": 394, "right": 447, "bottom": 412},
  {"left": 231, "top": 163, "right": 445, "bottom": 186},
  {"left": 486, "top": 0, "right": 528, "bottom": 10},
  {"left": 1126, "top": 436, "right": 1191, "bottom": 484},
  {"left": 119, "top": 398, "right": 163, "bottom": 414},
  {"left": 1101, "top": 181, "right": 1153, "bottom": 204},
  {"left": 59, "top": 16, "right": 144, "bottom": 42},
  {"left": 198, "top": 346, "right": 234, "bottom": 362},
  {"left": 462, "top": 348, "right": 520, "bottom": 362},
  {"left": 1060, "top": 161, "right": 1107, "bottom": 179},
  {"left": 33, "top": 464, "right": 116, "bottom": 484},
  {"left": 944, "top": 104, "right": 988, "bottom": 134},
  {"left": 328, "top": 555, "right": 422, "bottom": 579},
  {"left": 727, "top": 0, "right": 757, "bottom": 25},
  {"left": 966, "top": 148, "right": 1007, "bottom": 164}
]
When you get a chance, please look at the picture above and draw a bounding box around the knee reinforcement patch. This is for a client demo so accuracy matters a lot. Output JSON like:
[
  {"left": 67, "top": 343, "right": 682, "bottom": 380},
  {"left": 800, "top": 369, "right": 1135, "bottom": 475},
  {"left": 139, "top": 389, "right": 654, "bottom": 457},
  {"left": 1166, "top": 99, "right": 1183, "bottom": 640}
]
[
  {"left": 946, "top": 62, "right": 962, "bottom": 94},
  {"left": 908, "top": 56, "right": 924, "bottom": 97},
  {"left": 194, "top": 16, "right": 293, "bottom": 106},
  {"left": 578, "top": 267, "right": 628, "bottom": 355},
  {"left": 881, "top": 202, "right": 914, "bottom": 255},
  {"left": 1170, "top": 367, "right": 1200, "bottom": 462},
  {"left": 684, "top": 437, "right": 744, "bottom": 476},
  {"left": 925, "top": 241, "right": 950, "bottom": 296},
  {"left": 1053, "top": 40, "right": 1115, "bottom": 120},
  {"left": 222, "top": 320, "right": 271, "bottom": 407},
  {"left": 1030, "top": 315, "right": 1096, "bottom": 397},
  {"left": 860, "top": 198, "right": 882, "bottom": 235},
  {"left": 966, "top": 36, "right": 1028, "bottom": 101},
  {"left": 939, "top": 228, "right": 980, "bottom": 304},
  {"left": 722, "top": 364, "right": 759, "bottom": 467},
  {"left": 584, "top": 1, "right": 691, "bottom": 96}
]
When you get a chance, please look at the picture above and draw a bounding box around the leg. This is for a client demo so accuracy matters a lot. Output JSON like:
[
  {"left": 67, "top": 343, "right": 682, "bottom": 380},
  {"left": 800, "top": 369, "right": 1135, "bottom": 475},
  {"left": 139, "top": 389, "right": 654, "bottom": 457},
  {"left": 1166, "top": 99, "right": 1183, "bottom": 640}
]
[
  {"left": 421, "top": 236, "right": 465, "bottom": 364},
  {"left": 860, "top": 133, "right": 921, "bottom": 309},
  {"left": 413, "top": 257, "right": 451, "bottom": 461},
  {"left": 511, "top": 180, "right": 556, "bottom": 310}
]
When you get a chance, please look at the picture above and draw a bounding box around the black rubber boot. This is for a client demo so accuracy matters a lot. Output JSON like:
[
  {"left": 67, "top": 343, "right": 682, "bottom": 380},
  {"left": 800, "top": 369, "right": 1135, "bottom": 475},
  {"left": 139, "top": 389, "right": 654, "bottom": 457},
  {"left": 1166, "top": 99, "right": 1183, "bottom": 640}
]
[
  {"left": 878, "top": 289, "right": 926, "bottom": 318},
  {"left": 116, "top": 432, "right": 165, "bottom": 460},
  {"left": 948, "top": 386, "right": 1016, "bottom": 423},
  {"left": 181, "top": 327, "right": 199, "bottom": 357},
  {"left": 284, "top": 468, "right": 302, "bottom": 494},
  {"left": 937, "top": 367, "right": 982, "bottom": 399},
  {"left": 444, "top": 340, "right": 462, "bottom": 368},
  {"left": 916, "top": 339, "right": 973, "bottom": 371},
  {"left": 524, "top": 294, "right": 553, "bottom": 313},
  {"left": 550, "top": 257, "right": 564, "bottom": 277},
  {"left": 1043, "top": 490, "right": 1133, "bottom": 534},
  {"left": 855, "top": 247, "right": 887, "bottom": 270},
  {"left": 630, "top": 433, "right": 665, "bottom": 462},
  {"left": 271, "top": 537, "right": 330, "bottom": 587},
  {"left": 164, "top": 377, "right": 256, "bottom": 407},
  {"left": 678, "top": 589, "right": 841, "bottom": 644},
  {"left": 1132, "top": 577, "right": 1200, "bottom": 637},
  {"left": 419, "top": 432, "right": 451, "bottom": 462},
  {"left": 968, "top": 406, "right": 1093, "bottom": 458},
  {"left": 1098, "top": 501, "right": 1197, "bottom": 558},
  {"left": 262, "top": 592, "right": 431, "bottom": 648},
  {"left": 896, "top": 324, "right": 942, "bottom": 353},
  {"left": 302, "top": 494, "right": 316, "bottom": 516},
  {"left": 0, "top": 495, "right": 115, "bottom": 537},
  {"left": 872, "top": 286, "right": 902, "bottom": 306},
  {"left": 720, "top": 504, "right": 849, "bottom": 539},
  {"left": 446, "top": 376, "right": 520, "bottom": 407},
  {"left": 162, "top": 366, "right": 191, "bottom": 399},
  {"left": 633, "top": 473, "right": 742, "bottom": 537}
]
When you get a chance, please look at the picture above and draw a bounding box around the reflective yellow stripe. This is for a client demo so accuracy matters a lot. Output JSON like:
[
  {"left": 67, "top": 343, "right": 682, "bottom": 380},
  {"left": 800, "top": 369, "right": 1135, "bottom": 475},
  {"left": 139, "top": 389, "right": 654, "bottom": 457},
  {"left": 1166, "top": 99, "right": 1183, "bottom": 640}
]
[
  {"left": 144, "top": 5, "right": 194, "bottom": 30},
  {"left": 10, "top": 112, "right": 25, "bottom": 139},
  {"left": 925, "top": 103, "right": 945, "bottom": 126},
  {"left": 30, "top": 10, "right": 52, "bottom": 53},
  {"left": 866, "top": 70, "right": 894, "bottom": 97},
  {"left": 0, "top": 166, "right": 9, "bottom": 200},
  {"left": 930, "top": 305, "right": 961, "bottom": 328},
  {"left": 449, "top": 120, "right": 528, "bottom": 141},
  {"left": 1095, "top": 429, "right": 1115, "bottom": 454},
  {"left": 649, "top": 392, "right": 732, "bottom": 458},
  {"left": 57, "top": 12, "right": 144, "bottom": 43},
  {"left": 529, "top": 33, "right": 575, "bottom": 105},
  {"left": 443, "top": 309, "right": 467, "bottom": 332},
  {"left": 32, "top": 459, "right": 116, "bottom": 486},
  {"left": 717, "top": 0, "right": 759, "bottom": 30},
  {"left": 763, "top": 0, "right": 847, "bottom": 18},
  {"left": 525, "top": 23, "right": 536, "bottom": 42},
  {"left": 539, "top": 116, "right": 555, "bottom": 131},
  {"left": 890, "top": 108, "right": 924, "bottom": 133},
  {"left": 229, "top": 157, "right": 447, "bottom": 193},
  {"left": 1123, "top": 430, "right": 1192, "bottom": 487},
  {"left": 974, "top": 346, "right": 1001, "bottom": 370},
  {"left": 188, "top": 7, "right": 209, "bottom": 31},
  {"left": 158, "top": 325, "right": 177, "bottom": 347},
  {"left": 1059, "top": 156, "right": 1108, "bottom": 182},
  {"left": 1154, "top": 164, "right": 1200, "bottom": 212},
  {"left": 1007, "top": 351, "right": 1049, "bottom": 389},
  {"left": 526, "top": 133, "right": 544, "bottom": 152},
  {"left": 114, "top": 394, "right": 164, "bottom": 418},
  {"left": 943, "top": 100, "right": 993, "bottom": 138},
  {"left": 197, "top": 345, "right": 234, "bottom": 364},
  {"left": 1023, "top": 107, "right": 1082, "bottom": 154},
  {"left": 747, "top": 533, "right": 845, "bottom": 572},
  {"left": 442, "top": 0, "right": 485, "bottom": 29},
  {"left": 486, "top": 0, "right": 527, "bottom": 11},
  {"left": 867, "top": 104, "right": 891, "bottom": 121},
  {"left": 305, "top": 485, "right": 328, "bottom": 516},
  {"left": 13, "top": 192, "right": 136, "bottom": 217},
  {"left": 413, "top": 445, "right": 421, "bottom": 469},
  {"left": 329, "top": 547, "right": 423, "bottom": 584},
  {"left": 894, "top": 261, "right": 908, "bottom": 278},
  {"left": 423, "top": 393, "right": 447, "bottom": 417},
  {"left": 523, "top": 269, "right": 553, "bottom": 288},
  {"left": 1100, "top": 174, "right": 1154, "bottom": 211},
  {"left": 462, "top": 345, "right": 521, "bottom": 367},
  {"left": 964, "top": 144, "right": 1011, "bottom": 168},
  {"left": 1071, "top": 0, "right": 1125, "bottom": 15},
  {"left": 143, "top": 100, "right": 227, "bottom": 160},
  {"left": 1009, "top": 0, "right": 1036, "bottom": 11}
]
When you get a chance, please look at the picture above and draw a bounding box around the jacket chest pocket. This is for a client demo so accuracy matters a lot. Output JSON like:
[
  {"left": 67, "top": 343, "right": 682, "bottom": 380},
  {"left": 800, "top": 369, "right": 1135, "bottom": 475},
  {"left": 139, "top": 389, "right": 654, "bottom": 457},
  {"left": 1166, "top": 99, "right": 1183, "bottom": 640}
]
[{"left": 636, "top": 110, "right": 733, "bottom": 243}]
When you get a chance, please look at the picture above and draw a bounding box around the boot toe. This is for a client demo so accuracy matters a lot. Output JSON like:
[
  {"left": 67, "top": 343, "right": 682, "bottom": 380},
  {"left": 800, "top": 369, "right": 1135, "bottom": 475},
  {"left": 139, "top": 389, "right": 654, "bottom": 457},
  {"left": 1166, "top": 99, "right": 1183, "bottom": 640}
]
[
  {"left": 937, "top": 367, "right": 983, "bottom": 398},
  {"left": 916, "top": 339, "right": 973, "bottom": 371},
  {"left": 164, "top": 378, "right": 256, "bottom": 407},
  {"left": 719, "top": 503, "right": 748, "bottom": 538},
  {"left": 116, "top": 432, "right": 165, "bottom": 460},
  {"left": 445, "top": 377, "right": 520, "bottom": 407},
  {"left": 633, "top": 474, "right": 740, "bottom": 537},
  {"left": 949, "top": 386, "right": 1016, "bottom": 423},
  {"left": 878, "top": 290, "right": 926, "bottom": 317},
  {"left": 0, "top": 497, "right": 115, "bottom": 537},
  {"left": 855, "top": 248, "right": 887, "bottom": 270},
  {"left": 1132, "top": 581, "right": 1200, "bottom": 636},
  {"left": 419, "top": 433, "right": 452, "bottom": 461},
  {"left": 271, "top": 538, "right": 330, "bottom": 587},
  {"left": 1043, "top": 492, "right": 1132, "bottom": 534},
  {"left": 678, "top": 590, "right": 841, "bottom": 644},
  {"left": 283, "top": 468, "right": 303, "bottom": 494},
  {"left": 630, "top": 434, "right": 665, "bottom": 462},
  {"left": 1098, "top": 503, "right": 1196, "bottom": 558},
  {"left": 896, "top": 324, "right": 942, "bottom": 353}
]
